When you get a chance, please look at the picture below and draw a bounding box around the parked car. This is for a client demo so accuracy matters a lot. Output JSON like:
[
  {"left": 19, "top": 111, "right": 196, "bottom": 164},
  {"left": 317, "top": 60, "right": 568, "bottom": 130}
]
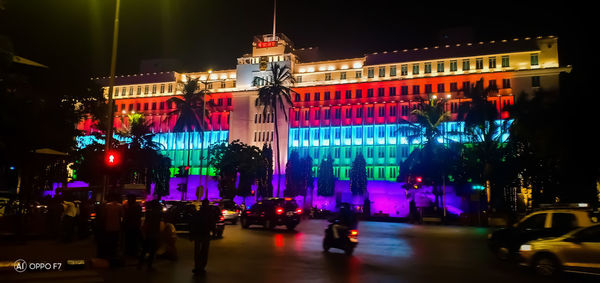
[
  {"left": 164, "top": 201, "right": 225, "bottom": 238},
  {"left": 211, "top": 199, "right": 240, "bottom": 224},
  {"left": 488, "top": 209, "right": 597, "bottom": 260},
  {"left": 240, "top": 198, "right": 302, "bottom": 230},
  {"left": 519, "top": 224, "right": 600, "bottom": 276}
]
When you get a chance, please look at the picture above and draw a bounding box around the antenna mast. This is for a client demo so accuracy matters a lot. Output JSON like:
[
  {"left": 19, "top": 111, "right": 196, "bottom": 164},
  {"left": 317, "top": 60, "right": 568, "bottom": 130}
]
[{"left": 272, "top": 0, "right": 276, "bottom": 39}]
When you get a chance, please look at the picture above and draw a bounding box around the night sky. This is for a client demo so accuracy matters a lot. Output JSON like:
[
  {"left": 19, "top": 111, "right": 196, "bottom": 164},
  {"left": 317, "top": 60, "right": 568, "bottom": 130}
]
[{"left": 0, "top": 0, "right": 587, "bottom": 79}]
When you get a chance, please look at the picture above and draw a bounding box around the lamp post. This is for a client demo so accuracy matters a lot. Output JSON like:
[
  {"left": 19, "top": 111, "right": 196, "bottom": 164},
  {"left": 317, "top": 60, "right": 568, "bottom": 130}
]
[{"left": 102, "top": 0, "right": 121, "bottom": 202}]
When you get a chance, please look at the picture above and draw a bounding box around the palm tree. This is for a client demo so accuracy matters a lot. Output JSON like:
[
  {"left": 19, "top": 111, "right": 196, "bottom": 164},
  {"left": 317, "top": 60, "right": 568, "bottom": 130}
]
[
  {"left": 167, "top": 78, "right": 210, "bottom": 200},
  {"left": 255, "top": 63, "right": 298, "bottom": 198}
]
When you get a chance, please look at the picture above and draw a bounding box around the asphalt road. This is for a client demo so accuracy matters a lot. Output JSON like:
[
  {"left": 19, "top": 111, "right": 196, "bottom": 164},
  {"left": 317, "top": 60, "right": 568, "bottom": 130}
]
[{"left": 1, "top": 220, "right": 597, "bottom": 283}]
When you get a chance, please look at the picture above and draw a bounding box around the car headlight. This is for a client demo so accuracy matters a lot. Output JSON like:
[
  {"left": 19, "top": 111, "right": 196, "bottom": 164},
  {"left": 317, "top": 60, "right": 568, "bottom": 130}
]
[
  {"left": 487, "top": 233, "right": 493, "bottom": 239},
  {"left": 519, "top": 244, "right": 532, "bottom": 251}
]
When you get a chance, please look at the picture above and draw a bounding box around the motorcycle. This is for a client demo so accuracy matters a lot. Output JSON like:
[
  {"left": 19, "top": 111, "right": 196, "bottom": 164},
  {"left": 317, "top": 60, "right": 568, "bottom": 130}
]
[{"left": 322, "top": 220, "right": 358, "bottom": 255}]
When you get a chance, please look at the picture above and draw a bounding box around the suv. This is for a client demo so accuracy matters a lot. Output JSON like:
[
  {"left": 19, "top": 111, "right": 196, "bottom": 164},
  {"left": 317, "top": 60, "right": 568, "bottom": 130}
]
[
  {"left": 519, "top": 224, "right": 600, "bottom": 276},
  {"left": 165, "top": 201, "right": 225, "bottom": 238},
  {"left": 212, "top": 199, "right": 240, "bottom": 224},
  {"left": 488, "top": 209, "right": 597, "bottom": 260},
  {"left": 240, "top": 198, "right": 302, "bottom": 230}
]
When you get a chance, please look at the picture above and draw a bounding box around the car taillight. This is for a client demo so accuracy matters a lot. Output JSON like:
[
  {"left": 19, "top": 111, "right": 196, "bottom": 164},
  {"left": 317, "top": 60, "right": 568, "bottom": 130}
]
[
  {"left": 220, "top": 216, "right": 225, "bottom": 221},
  {"left": 276, "top": 207, "right": 284, "bottom": 215},
  {"left": 222, "top": 209, "right": 227, "bottom": 214},
  {"left": 350, "top": 230, "right": 358, "bottom": 236},
  {"left": 246, "top": 210, "right": 251, "bottom": 214},
  {"left": 90, "top": 213, "right": 96, "bottom": 217},
  {"left": 296, "top": 208, "right": 302, "bottom": 214}
]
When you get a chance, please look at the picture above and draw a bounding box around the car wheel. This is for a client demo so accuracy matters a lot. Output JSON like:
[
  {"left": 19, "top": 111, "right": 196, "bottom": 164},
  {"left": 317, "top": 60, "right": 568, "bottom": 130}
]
[
  {"left": 345, "top": 247, "right": 354, "bottom": 256},
  {"left": 265, "top": 220, "right": 274, "bottom": 230},
  {"left": 534, "top": 255, "right": 559, "bottom": 277},
  {"left": 286, "top": 224, "right": 297, "bottom": 231},
  {"left": 496, "top": 246, "right": 510, "bottom": 261},
  {"left": 323, "top": 239, "right": 330, "bottom": 252},
  {"left": 241, "top": 218, "right": 249, "bottom": 229}
]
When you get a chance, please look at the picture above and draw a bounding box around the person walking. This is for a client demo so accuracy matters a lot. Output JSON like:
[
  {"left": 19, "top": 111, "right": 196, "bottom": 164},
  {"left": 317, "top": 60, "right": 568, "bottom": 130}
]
[
  {"left": 123, "top": 195, "right": 142, "bottom": 257},
  {"left": 139, "top": 200, "right": 162, "bottom": 270},
  {"left": 190, "top": 198, "right": 214, "bottom": 274},
  {"left": 62, "top": 196, "right": 77, "bottom": 242}
]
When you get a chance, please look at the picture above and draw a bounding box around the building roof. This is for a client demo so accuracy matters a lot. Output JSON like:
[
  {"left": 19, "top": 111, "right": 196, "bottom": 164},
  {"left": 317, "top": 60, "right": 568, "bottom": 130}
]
[
  {"left": 364, "top": 38, "right": 543, "bottom": 66},
  {"left": 92, "top": 71, "right": 176, "bottom": 86}
]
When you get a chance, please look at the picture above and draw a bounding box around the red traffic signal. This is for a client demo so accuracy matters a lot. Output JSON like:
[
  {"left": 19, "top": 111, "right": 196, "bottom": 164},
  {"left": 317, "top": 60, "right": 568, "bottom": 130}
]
[
  {"left": 106, "top": 151, "right": 120, "bottom": 166},
  {"left": 415, "top": 176, "right": 423, "bottom": 183}
]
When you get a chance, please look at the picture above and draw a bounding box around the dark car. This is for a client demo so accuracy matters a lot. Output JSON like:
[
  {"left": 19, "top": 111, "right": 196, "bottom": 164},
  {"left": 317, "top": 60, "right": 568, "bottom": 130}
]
[
  {"left": 488, "top": 209, "right": 596, "bottom": 260},
  {"left": 211, "top": 199, "right": 240, "bottom": 224},
  {"left": 240, "top": 198, "right": 302, "bottom": 230},
  {"left": 165, "top": 201, "right": 225, "bottom": 238}
]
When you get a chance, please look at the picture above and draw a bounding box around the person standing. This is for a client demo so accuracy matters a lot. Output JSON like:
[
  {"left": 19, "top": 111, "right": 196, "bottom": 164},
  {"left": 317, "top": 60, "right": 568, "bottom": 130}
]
[
  {"left": 190, "top": 198, "right": 214, "bottom": 274},
  {"left": 77, "top": 198, "right": 91, "bottom": 239},
  {"left": 100, "top": 193, "right": 123, "bottom": 260},
  {"left": 62, "top": 196, "right": 77, "bottom": 242},
  {"left": 139, "top": 200, "right": 162, "bottom": 270},
  {"left": 123, "top": 195, "right": 142, "bottom": 257}
]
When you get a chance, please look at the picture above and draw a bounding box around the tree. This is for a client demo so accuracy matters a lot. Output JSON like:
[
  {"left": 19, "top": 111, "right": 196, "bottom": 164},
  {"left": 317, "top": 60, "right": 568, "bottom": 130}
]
[
  {"left": 284, "top": 150, "right": 303, "bottom": 197},
  {"left": 166, "top": 78, "right": 210, "bottom": 200},
  {"left": 255, "top": 63, "right": 298, "bottom": 198},
  {"left": 300, "top": 155, "right": 314, "bottom": 206},
  {"left": 317, "top": 154, "right": 335, "bottom": 197},
  {"left": 350, "top": 153, "right": 367, "bottom": 196},
  {"left": 256, "top": 144, "right": 274, "bottom": 199}
]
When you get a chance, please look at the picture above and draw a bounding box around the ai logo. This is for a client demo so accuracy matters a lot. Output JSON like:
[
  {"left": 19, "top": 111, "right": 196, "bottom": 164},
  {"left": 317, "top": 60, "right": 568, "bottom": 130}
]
[{"left": 14, "top": 259, "right": 27, "bottom": 273}]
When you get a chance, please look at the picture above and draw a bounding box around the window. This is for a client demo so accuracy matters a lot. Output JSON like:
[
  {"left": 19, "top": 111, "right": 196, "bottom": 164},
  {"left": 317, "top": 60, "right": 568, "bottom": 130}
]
[
  {"left": 143, "top": 103, "right": 148, "bottom": 110},
  {"left": 356, "top": 90, "right": 362, "bottom": 99},
  {"left": 159, "top": 102, "right": 165, "bottom": 110},
  {"left": 324, "top": 91, "right": 330, "bottom": 100},
  {"left": 356, "top": 108, "right": 363, "bottom": 118},
  {"left": 128, "top": 104, "right": 134, "bottom": 111},
  {"left": 450, "top": 60, "right": 457, "bottom": 72},
  {"left": 345, "top": 108, "right": 351, "bottom": 118},
  {"left": 531, "top": 54, "right": 539, "bottom": 66},
  {"left": 489, "top": 57, "right": 497, "bottom": 69},
  {"left": 389, "top": 87, "right": 396, "bottom": 96},
  {"left": 144, "top": 85, "right": 149, "bottom": 94},
  {"left": 137, "top": 86, "right": 142, "bottom": 95},
  {"left": 424, "top": 84, "right": 432, "bottom": 93},
  {"left": 450, "top": 82, "right": 458, "bottom": 91},
  {"left": 305, "top": 111, "right": 310, "bottom": 121},
  {"left": 345, "top": 90, "right": 352, "bottom": 99},
  {"left": 390, "top": 66, "right": 397, "bottom": 76},
  {"left": 122, "top": 87, "right": 127, "bottom": 96},
  {"left": 114, "top": 87, "right": 120, "bottom": 96},
  {"left": 532, "top": 76, "right": 540, "bottom": 87},
  {"left": 295, "top": 94, "right": 301, "bottom": 102},
  {"left": 462, "top": 81, "right": 470, "bottom": 91},
  {"left": 378, "top": 88, "right": 385, "bottom": 97},
  {"left": 220, "top": 82, "right": 226, "bottom": 88},
  {"left": 501, "top": 55, "right": 510, "bottom": 67},
  {"left": 401, "top": 86, "right": 408, "bottom": 95},
  {"left": 400, "top": 64, "right": 408, "bottom": 76},
  {"left": 324, "top": 109, "right": 331, "bottom": 119},
  {"left": 335, "top": 91, "right": 341, "bottom": 100},
  {"left": 367, "top": 147, "right": 373, "bottom": 158},
  {"left": 367, "top": 67, "right": 374, "bottom": 78},
  {"left": 401, "top": 105, "right": 409, "bottom": 116},
  {"left": 476, "top": 58, "right": 483, "bottom": 70},
  {"left": 518, "top": 213, "right": 547, "bottom": 230},
  {"left": 304, "top": 93, "right": 311, "bottom": 102},
  {"left": 412, "top": 85, "right": 420, "bottom": 95},
  {"left": 160, "top": 84, "right": 165, "bottom": 93},
  {"left": 136, "top": 103, "right": 141, "bottom": 111},
  {"left": 424, "top": 62, "right": 431, "bottom": 74},
  {"left": 297, "top": 76, "right": 302, "bottom": 83},
  {"left": 314, "top": 110, "right": 320, "bottom": 120},
  {"left": 314, "top": 92, "right": 320, "bottom": 101},
  {"left": 227, "top": 98, "right": 232, "bottom": 106},
  {"left": 462, "top": 59, "right": 470, "bottom": 71},
  {"left": 325, "top": 73, "right": 331, "bottom": 81},
  {"left": 437, "top": 83, "right": 445, "bottom": 93},
  {"left": 207, "top": 83, "right": 213, "bottom": 89},
  {"left": 378, "top": 66, "right": 385, "bottom": 77},
  {"left": 390, "top": 106, "right": 397, "bottom": 116},
  {"left": 129, "top": 87, "right": 133, "bottom": 96},
  {"left": 340, "top": 72, "right": 346, "bottom": 80},
  {"left": 168, "top": 84, "right": 173, "bottom": 93},
  {"left": 574, "top": 226, "right": 600, "bottom": 243},
  {"left": 367, "top": 107, "right": 374, "bottom": 118},
  {"left": 378, "top": 148, "right": 385, "bottom": 158},
  {"left": 502, "top": 78, "right": 511, "bottom": 89},
  {"left": 552, "top": 213, "right": 577, "bottom": 235},
  {"left": 489, "top": 80, "right": 497, "bottom": 89},
  {"left": 412, "top": 64, "right": 419, "bottom": 75},
  {"left": 152, "top": 85, "right": 157, "bottom": 94},
  {"left": 367, "top": 89, "right": 374, "bottom": 97},
  {"left": 218, "top": 98, "right": 223, "bottom": 106},
  {"left": 355, "top": 71, "right": 362, "bottom": 78},
  {"left": 437, "top": 61, "right": 444, "bottom": 73}
]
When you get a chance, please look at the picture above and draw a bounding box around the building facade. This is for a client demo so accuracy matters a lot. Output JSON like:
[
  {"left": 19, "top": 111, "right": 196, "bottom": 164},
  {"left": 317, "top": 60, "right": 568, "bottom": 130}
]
[{"left": 79, "top": 34, "right": 569, "bottom": 214}]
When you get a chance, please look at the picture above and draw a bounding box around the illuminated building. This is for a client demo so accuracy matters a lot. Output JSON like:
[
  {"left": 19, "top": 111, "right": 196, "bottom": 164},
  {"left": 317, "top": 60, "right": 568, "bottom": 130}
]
[{"left": 80, "top": 34, "right": 570, "bottom": 214}]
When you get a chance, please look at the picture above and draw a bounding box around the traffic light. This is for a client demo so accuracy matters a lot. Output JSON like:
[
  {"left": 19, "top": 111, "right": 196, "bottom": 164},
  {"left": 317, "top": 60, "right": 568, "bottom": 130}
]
[
  {"left": 183, "top": 166, "right": 190, "bottom": 176},
  {"left": 105, "top": 151, "right": 120, "bottom": 166},
  {"left": 415, "top": 176, "right": 423, "bottom": 183},
  {"left": 176, "top": 166, "right": 190, "bottom": 177}
]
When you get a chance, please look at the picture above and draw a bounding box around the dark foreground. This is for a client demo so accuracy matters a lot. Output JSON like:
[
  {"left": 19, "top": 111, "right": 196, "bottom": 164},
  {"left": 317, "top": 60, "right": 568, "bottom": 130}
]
[{"left": 1, "top": 220, "right": 597, "bottom": 283}]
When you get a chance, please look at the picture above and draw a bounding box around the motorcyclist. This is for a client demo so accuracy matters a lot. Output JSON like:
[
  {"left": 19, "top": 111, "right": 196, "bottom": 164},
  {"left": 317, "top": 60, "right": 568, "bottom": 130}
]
[{"left": 332, "top": 202, "right": 358, "bottom": 239}]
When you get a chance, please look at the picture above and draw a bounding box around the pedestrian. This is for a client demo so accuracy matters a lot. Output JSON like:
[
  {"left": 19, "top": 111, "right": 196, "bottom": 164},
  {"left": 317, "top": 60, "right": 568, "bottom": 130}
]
[
  {"left": 157, "top": 220, "right": 178, "bottom": 261},
  {"left": 47, "top": 196, "right": 63, "bottom": 239},
  {"left": 62, "top": 196, "right": 77, "bottom": 242},
  {"left": 99, "top": 193, "right": 123, "bottom": 260},
  {"left": 78, "top": 198, "right": 91, "bottom": 239},
  {"left": 190, "top": 198, "right": 214, "bottom": 274},
  {"left": 139, "top": 200, "right": 162, "bottom": 270},
  {"left": 123, "top": 195, "right": 142, "bottom": 257}
]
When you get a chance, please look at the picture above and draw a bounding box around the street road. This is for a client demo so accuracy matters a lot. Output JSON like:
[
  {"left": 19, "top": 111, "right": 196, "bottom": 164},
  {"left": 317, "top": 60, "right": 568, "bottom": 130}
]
[{"left": 1, "top": 220, "right": 597, "bottom": 283}]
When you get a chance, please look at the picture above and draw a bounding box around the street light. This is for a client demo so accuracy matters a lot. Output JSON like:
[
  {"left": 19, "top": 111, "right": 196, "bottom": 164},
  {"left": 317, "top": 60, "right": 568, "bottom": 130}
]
[{"left": 102, "top": 0, "right": 121, "bottom": 202}]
